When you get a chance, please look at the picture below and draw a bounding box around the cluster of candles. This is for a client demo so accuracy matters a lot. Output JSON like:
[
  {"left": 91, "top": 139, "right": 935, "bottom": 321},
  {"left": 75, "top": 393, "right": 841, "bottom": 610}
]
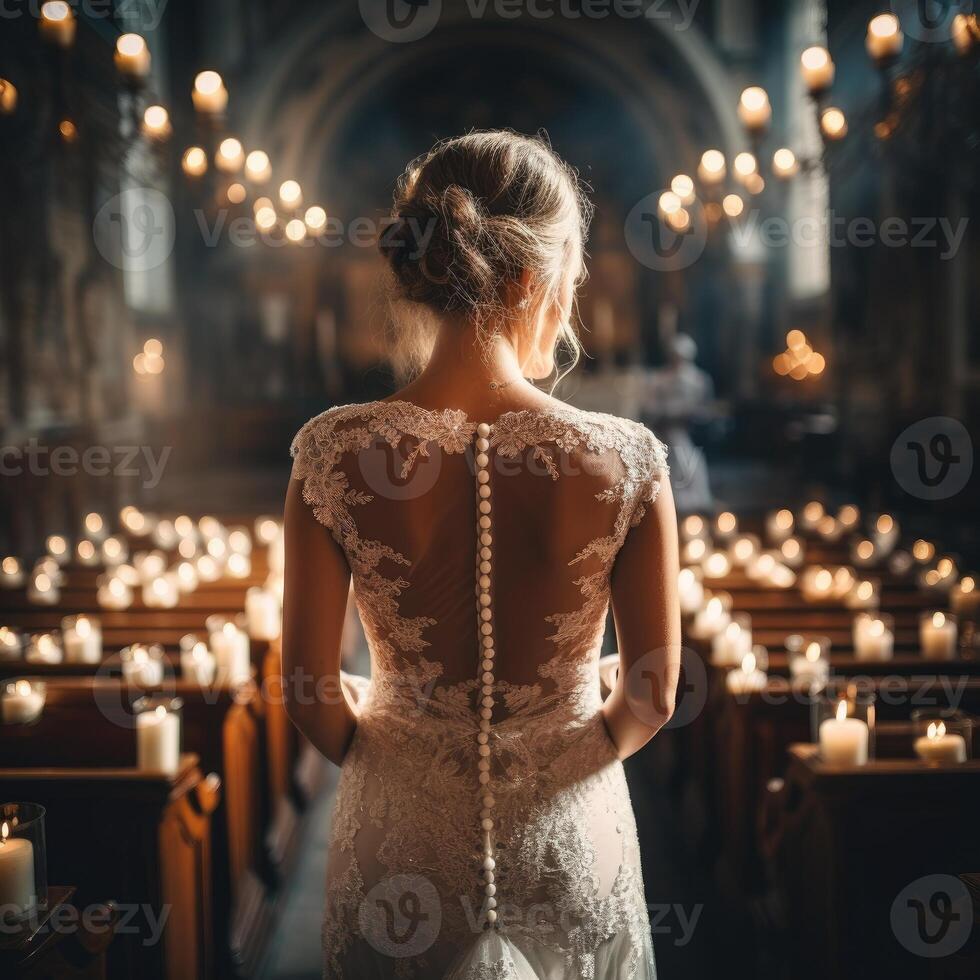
[{"left": 0, "top": 616, "right": 103, "bottom": 669}]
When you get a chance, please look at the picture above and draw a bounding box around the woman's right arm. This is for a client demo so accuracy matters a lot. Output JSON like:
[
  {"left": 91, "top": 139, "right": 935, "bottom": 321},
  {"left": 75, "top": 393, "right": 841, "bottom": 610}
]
[
  {"left": 604, "top": 477, "right": 682, "bottom": 759},
  {"left": 281, "top": 477, "right": 358, "bottom": 766}
]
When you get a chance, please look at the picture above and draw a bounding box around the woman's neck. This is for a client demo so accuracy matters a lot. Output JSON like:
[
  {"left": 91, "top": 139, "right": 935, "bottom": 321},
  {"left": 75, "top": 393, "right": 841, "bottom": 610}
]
[{"left": 395, "top": 319, "right": 548, "bottom": 414}]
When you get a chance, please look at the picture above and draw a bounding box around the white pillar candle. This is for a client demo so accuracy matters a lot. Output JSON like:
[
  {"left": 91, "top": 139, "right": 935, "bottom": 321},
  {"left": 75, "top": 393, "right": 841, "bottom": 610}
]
[
  {"left": 920, "top": 612, "right": 958, "bottom": 661},
  {"left": 712, "top": 619, "right": 752, "bottom": 666},
  {"left": 853, "top": 614, "right": 894, "bottom": 661},
  {"left": 97, "top": 576, "right": 133, "bottom": 610},
  {"left": 690, "top": 596, "right": 731, "bottom": 640},
  {"left": 121, "top": 645, "right": 165, "bottom": 687},
  {"left": 142, "top": 573, "right": 179, "bottom": 609},
  {"left": 245, "top": 587, "right": 281, "bottom": 640},
  {"left": 820, "top": 700, "right": 869, "bottom": 766},
  {"left": 265, "top": 572, "right": 284, "bottom": 605},
  {"left": 61, "top": 615, "right": 102, "bottom": 664},
  {"left": 726, "top": 651, "right": 767, "bottom": 694},
  {"left": 211, "top": 622, "right": 251, "bottom": 685},
  {"left": 180, "top": 641, "right": 216, "bottom": 686},
  {"left": 0, "top": 627, "right": 23, "bottom": 661},
  {"left": 2, "top": 679, "right": 45, "bottom": 724},
  {"left": 914, "top": 721, "right": 967, "bottom": 764},
  {"left": 26, "top": 572, "right": 59, "bottom": 606},
  {"left": 0, "top": 557, "right": 25, "bottom": 589},
  {"left": 0, "top": 822, "right": 35, "bottom": 912},
  {"left": 765, "top": 509, "right": 794, "bottom": 544},
  {"left": 789, "top": 638, "right": 831, "bottom": 686},
  {"left": 137, "top": 705, "right": 180, "bottom": 774},
  {"left": 25, "top": 633, "right": 62, "bottom": 665},
  {"left": 268, "top": 530, "right": 285, "bottom": 575}
]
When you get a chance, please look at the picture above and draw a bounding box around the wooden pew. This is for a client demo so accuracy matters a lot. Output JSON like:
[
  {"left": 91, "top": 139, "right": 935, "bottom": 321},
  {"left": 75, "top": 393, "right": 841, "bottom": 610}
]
[
  {"left": 768, "top": 745, "right": 980, "bottom": 980},
  {"left": 0, "top": 756, "right": 219, "bottom": 980}
]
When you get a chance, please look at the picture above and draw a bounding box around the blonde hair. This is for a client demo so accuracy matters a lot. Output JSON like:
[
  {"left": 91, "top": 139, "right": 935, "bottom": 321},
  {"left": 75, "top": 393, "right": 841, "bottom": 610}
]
[{"left": 378, "top": 130, "right": 592, "bottom": 382}]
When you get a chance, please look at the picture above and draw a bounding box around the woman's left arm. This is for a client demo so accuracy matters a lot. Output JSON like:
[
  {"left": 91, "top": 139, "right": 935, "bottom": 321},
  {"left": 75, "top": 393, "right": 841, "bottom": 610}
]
[{"left": 281, "top": 477, "right": 358, "bottom": 766}]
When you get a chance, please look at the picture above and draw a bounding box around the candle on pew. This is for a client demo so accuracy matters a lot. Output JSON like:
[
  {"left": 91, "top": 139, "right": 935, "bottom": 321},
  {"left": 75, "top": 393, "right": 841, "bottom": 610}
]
[
  {"left": 690, "top": 595, "right": 731, "bottom": 639},
  {"left": 871, "top": 514, "right": 899, "bottom": 556},
  {"left": 853, "top": 613, "right": 894, "bottom": 661},
  {"left": 226, "top": 552, "right": 251, "bottom": 580},
  {"left": 97, "top": 575, "right": 133, "bottom": 610},
  {"left": 798, "top": 500, "right": 825, "bottom": 532},
  {"left": 26, "top": 570, "right": 59, "bottom": 606},
  {"left": 211, "top": 621, "right": 251, "bottom": 685},
  {"left": 845, "top": 577, "right": 879, "bottom": 610},
  {"left": 0, "top": 821, "right": 35, "bottom": 913},
  {"left": 83, "top": 511, "right": 108, "bottom": 542},
  {"left": 778, "top": 536, "right": 805, "bottom": 569},
  {"left": 268, "top": 529, "right": 285, "bottom": 575},
  {"left": 726, "top": 650, "right": 767, "bottom": 694},
  {"left": 45, "top": 535, "right": 70, "bottom": 566},
  {"left": 729, "top": 534, "right": 760, "bottom": 567},
  {"left": 851, "top": 538, "right": 878, "bottom": 569},
  {"left": 816, "top": 515, "right": 843, "bottom": 542},
  {"left": 246, "top": 587, "right": 281, "bottom": 640},
  {"left": 788, "top": 636, "right": 830, "bottom": 687},
  {"left": 254, "top": 516, "right": 282, "bottom": 545},
  {"left": 914, "top": 721, "right": 967, "bottom": 764},
  {"left": 1, "top": 679, "right": 45, "bottom": 724},
  {"left": 227, "top": 526, "right": 252, "bottom": 556},
  {"left": 137, "top": 704, "right": 180, "bottom": 774},
  {"left": 151, "top": 519, "right": 179, "bottom": 550},
  {"left": 143, "top": 573, "right": 179, "bottom": 609},
  {"left": 121, "top": 644, "right": 165, "bottom": 687},
  {"left": 179, "top": 639, "right": 216, "bottom": 686},
  {"left": 702, "top": 550, "right": 732, "bottom": 580},
  {"left": 951, "top": 576, "right": 979, "bottom": 620},
  {"left": 919, "top": 557, "right": 958, "bottom": 594},
  {"left": 714, "top": 512, "right": 738, "bottom": 542},
  {"left": 121, "top": 506, "right": 155, "bottom": 537},
  {"left": 101, "top": 536, "right": 128, "bottom": 566},
  {"left": 800, "top": 566, "right": 834, "bottom": 602},
  {"left": 920, "top": 611, "right": 957, "bottom": 661},
  {"left": 25, "top": 633, "right": 62, "bottom": 665},
  {"left": 765, "top": 508, "right": 794, "bottom": 544},
  {"left": 682, "top": 537, "right": 708, "bottom": 566},
  {"left": 819, "top": 699, "right": 869, "bottom": 766},
  {"left": 680, "top": 515, "right": 708, "bottom": 543},
  {"left": 62, "top": 615, "right": 102, "bottom": 664},
  {"left": 175, "top": 561, "right": 199, "bottom": 593},
  {"left": 0, "top": 627, "right": 23, "bottom": 661},
  {"left": 134, "top": 550, "right": 167, "bottom": 583},
  {"left": 836, "top": 504, "right": 860, "bottom": 532},
  {"left": 911, "top": 539, "right": 936, "bottom": 566},
  {"left": 0, "top": 557, "right": 25, "bottom": 589},
  {"left": 677, "top": 568, "right": 704, "bottom": 615},
  {"left": 265, "top": 572, "right": 284, "bottom": 605},
  {"left": 712, "top": 615, "right": 752, "bottom": 666},
  {"left": 75, "top": 539, "right": 100, "bottom": 567}
]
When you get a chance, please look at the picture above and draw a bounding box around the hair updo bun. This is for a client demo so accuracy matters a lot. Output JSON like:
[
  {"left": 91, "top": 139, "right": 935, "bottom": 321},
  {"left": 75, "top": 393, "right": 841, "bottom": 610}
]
[{"left": 379, "top": 130, "right": 592, "bottom": 375}]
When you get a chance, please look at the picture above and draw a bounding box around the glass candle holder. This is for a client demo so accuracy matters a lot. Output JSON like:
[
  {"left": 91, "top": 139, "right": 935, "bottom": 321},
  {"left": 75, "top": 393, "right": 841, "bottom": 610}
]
[
  {"left": 0, "top": 626, "right": 24, "bottom": 662},
  {"left": 1, "top": 679, "right": 46, "bottom": 725},
  {"left": 61, "top": 615, "right": 103, "bottom": 665},
  {"left": 911, "top": 708, "right": 972, "bottom": 764},
  {"left": 0, "top": 803, "right": 47, "bottom": 921},
  {"left": 711, "top": 612, "right": 752, "bottom": 667},
  {"left": 134, "top": 696, "right": 183, "bottom": 774},
  {"left": 120, "top": 644, "right": 166, "bottom": 687},
  {"left": 24, "top": 633, "right": 63, "bottom": 666},
  {"left": 919, "top": 611, "right": 958, "bottom": 661},
  {"left": 815, "top": 681, "right": 876, "bottom": 765},
  {"left": 852, "top": 612, "right": 895, "bottom": 662},
  {"left": 787, "top": 634, "right": 831, "bottom": 688}
]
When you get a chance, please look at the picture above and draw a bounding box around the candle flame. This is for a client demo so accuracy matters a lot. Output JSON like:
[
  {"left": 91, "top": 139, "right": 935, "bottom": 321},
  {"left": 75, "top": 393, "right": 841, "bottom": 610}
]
[
  {"left": 805, "top": 642, "right": 821, "bottom": 663},
  {"left": 928, "top": 721, "right": 946, "bottom": 740},
  {"left": 835, "top": 700, "right": 848, "bottom": 722},
  {"left": 1, "top": 821, "right": 7, "bottom": 842},
  {"left": 741, "top": 652, "right": 756, "bottom": 674},
  {"left": 868, "top": 618, "right": 885, "bottom": 637},
  {"left": 14, "top": 679, "right": 32, "bottom": 697},
  {"left": 932, "top": 611, "right": 946, "bottom": 628}
]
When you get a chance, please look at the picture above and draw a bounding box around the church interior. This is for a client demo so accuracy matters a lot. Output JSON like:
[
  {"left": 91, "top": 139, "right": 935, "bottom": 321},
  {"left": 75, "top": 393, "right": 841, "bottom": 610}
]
[{"left": 1, "top": 0, "right": 979, "bottom": 977}]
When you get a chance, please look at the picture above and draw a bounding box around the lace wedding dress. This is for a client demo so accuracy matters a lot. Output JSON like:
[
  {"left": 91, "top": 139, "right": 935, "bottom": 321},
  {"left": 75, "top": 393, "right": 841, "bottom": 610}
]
[{"left": 290, "top": 399, "right": 668, "bottom": 980}]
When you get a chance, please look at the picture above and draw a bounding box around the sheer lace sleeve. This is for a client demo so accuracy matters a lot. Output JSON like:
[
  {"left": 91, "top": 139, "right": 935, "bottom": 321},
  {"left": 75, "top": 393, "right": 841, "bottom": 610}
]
[{"left": 628, "top": 422, "right": 669, "bottom": 528}]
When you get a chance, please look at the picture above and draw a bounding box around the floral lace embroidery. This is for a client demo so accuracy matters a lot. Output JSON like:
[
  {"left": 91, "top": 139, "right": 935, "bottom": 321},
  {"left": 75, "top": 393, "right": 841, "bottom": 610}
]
[{"left": 291, "top": 400, "right": 666, "bottom": 979}]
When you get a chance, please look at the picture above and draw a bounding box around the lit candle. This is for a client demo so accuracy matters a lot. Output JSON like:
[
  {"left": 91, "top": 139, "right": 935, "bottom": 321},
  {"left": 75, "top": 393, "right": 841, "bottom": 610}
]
[
  {"left": 712, "top": 617, "right": 752, "bottom": 667},
  {"left": 45, "top": 535, "right": 69, "bottom": 566},
  {"left": 39, "top": 1, "right": 75, "bottom": 47},
  {"left": 677, "top": 568, "right": 704, "bottom": 616},
  {"left": 816, "top": 516, "right": 843, "bottom": 542},
  {"left": 179, "top": 639, "right": 216, "bottom": 686},
  {"left": 772, "top": 148, "right": 799, "bottom": 180},
  {"left": 226, "top": 552, "right": 251, "bottom": 580},
  {"left": 682, "top": 537, "right": 708, "bottom": 566},
  {"left": 951, "top": 576, "right": 979, "bottom": 619},
  {"left": 738, "top": 86, "right": 771, "bottom": 132},
  {"left": 866, "top": 13, "right": 903, "bottom": 64},
  {"left": 920, "top": 557, "right": 958, "bottom": 594},
  {"left": 853, "top": 613, "right": 894, "bottom": 662},
  {"left": 254, "top": 516, "right": 282, "bottom": 545},
  {"left": 788, "top": 636, "right": 830, "bottom": 687},
  {"left": 134, "top": 550, "right": 167, "bottom": 583},
  {"left": 0, "top": 79, "right": 17, "bottom": 116},
  {"left": 245, "top": 587, "right": 281, "bottom": 640},
  {"left": 97, "top": 576, "right": 133, "bottom": 611},
  {"left": 101, "top": 536, "right": 128, "bottom": 565},
  {"left": 714, "top": 512, "right": 738, "bottom": 542},
  {"left": 211, "top": 622, "right": 251, "bottom": 685},
  {"left": 0, "top": 557, "right": 24, "bottom": 589},
  {"left": 800, "top": 45, "right": 835, "bottom": 94},
  {"left": 244, "top": 150, "right": 271, "bottom": 184},
  {"left": 698, "top": 149, "right": 726, "bottom": 185},
  {"left": 845, "top": 577, "right": 879, "bottom": 610},
  {"left": 192, "top": 70, "right": 228, "bottom": 114},
  {"left": 729, "top": 534, "right": 760, "bottom": 568},
  {"left": 765, "top": 509, "right": 795, "bottom": 544},
  {"left": 911, "top": 539, "right": 936, "bottom": 565},
  {"left": 703, "top": 550, "right": 732, "bottom": 580},
  {"left": 800, "top": 566, "right": 834, "bottom": 602},
  {"left": 142, "top": 574, "right": 179, "bottom": 609},
  {"left": 767, "top": 563, "right": 797, "bottom": 589},
  {"left": 851, "top": 539, "right": 878, "bottom": 568},
  {"left": 174, "top": 561, "right": 199, "bottom": 594},
  {"left": 779, "top": 537, "right": 805, "bottom": 569},
  {"left": 151, "top": 520, "right": 179, "bottom": 550},
  {"left": 120, "top": 506, "right": 153, "bottom": 536},
  {"left": 25, "top": 633, "right": 62, "bottom": 665},
  {"left": 196, "top": 555, "right": 221, "bottom": 583},
  {"left": 681, "top": 516, "right": 707, "bottom": 542},
  {"left": 914, "top": 721, "right": 967, "bottom": 764},
  {"left": 920, "top": 611, "right": 957, "bottom": 661},
  {"left": 799, "top": 501, "right": 825, "bottom": 532},
  {"left": 1, "top": 678, "right": 45, "bottom": 725},
  {"left": 62, "top": 615, "right": 102, "bottom": 664},
  {"left": 837, "top": 504, "right": 860, "bottom": 531},
  {"left": 137, "top": 705, "right": 180, "bottom": 774},
  {"left": 726, "top": 650, "right": 768, "bottom": 694},
  {"left": 690, "top": 595, "right": 730, "bottom": 640},
  {"left": 121, "top": 645, "right": 165, "bottom": 687},
  {"left": 114, "top": 33, "right": 151, "bottom": 79},
  {"left": 871, "top": 514, "right": 899, "bottom": 556},
  {"left": 819, "top": 699, "right": 869, "bottom": 766},
  {"left": 0, "top": 821, "right": 36, "bottom": 913},
  {"left": 0, "top": 627, "right": 23, "bottom": 661},
  {"left": 265, "top": 572, "right": 284, "bottom": 605},
  {"left": 268, "top": 529, "right": 285, "bottom": 575}
]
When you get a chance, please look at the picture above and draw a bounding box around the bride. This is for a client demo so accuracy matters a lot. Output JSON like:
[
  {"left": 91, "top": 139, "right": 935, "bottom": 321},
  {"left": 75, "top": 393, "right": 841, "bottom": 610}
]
[{"left": 282, "top": 130, "right": 680, "bottom": 979}]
